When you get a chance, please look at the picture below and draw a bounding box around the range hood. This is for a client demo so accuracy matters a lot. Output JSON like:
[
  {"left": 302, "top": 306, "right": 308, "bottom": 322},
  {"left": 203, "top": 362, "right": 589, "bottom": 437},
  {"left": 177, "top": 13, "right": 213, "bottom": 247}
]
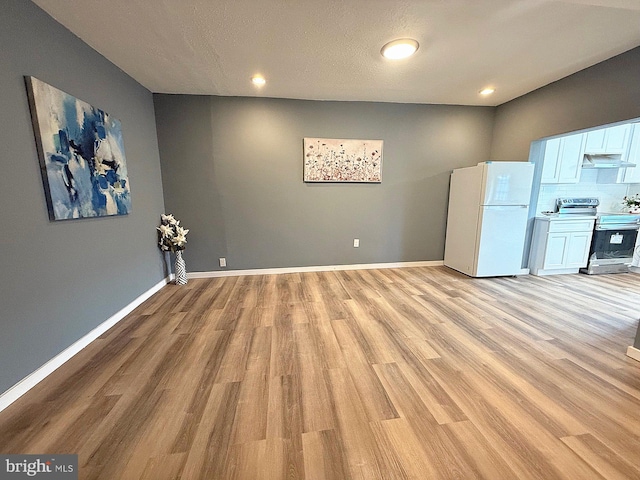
[{"left": 582, "top": 154, "right": 636, "bottom": 169}]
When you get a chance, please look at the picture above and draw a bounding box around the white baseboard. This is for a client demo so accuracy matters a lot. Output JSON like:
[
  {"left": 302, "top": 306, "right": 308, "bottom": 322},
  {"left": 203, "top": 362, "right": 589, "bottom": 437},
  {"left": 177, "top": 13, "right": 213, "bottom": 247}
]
[
  {"left": 626, "top": 345, "right": 640, "bottom": 362},
  {"left": 188, "top": 260, "right": 444, "bottom": 278},
  {"left": 530, "top": 267, "right": 580, "bottom": 276},
  {"left": 0, "top": 276, "right": 170, "bottom": 413}
]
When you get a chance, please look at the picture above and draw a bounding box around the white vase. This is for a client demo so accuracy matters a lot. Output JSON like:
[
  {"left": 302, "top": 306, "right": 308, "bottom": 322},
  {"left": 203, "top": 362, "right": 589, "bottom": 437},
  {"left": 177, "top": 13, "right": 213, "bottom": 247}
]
[{"left": 175, "top": 250, "right": 187, "bottom": 285}]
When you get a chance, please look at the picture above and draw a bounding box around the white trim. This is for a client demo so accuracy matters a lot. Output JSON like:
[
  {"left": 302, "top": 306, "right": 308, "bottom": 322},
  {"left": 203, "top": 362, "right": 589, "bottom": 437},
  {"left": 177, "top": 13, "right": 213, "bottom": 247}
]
[
  {"left": 0, "top": 277, "right": 169, "bottom": 413},
  {"left": 530, "top": 267, "right": 580, "bottom": 276},
  {"left": 188, "top": 260, "right": 444, "bottom": 278},
  {"left": 626, "top": 346, "right": 640, "bottom": 363}
]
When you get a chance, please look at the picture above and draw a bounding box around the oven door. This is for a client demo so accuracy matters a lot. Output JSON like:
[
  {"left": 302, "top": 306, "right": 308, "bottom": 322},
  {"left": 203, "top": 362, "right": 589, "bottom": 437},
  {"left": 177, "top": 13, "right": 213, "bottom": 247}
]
[{"left": 589, "top": 227, "right": 639, "bottom": 262}]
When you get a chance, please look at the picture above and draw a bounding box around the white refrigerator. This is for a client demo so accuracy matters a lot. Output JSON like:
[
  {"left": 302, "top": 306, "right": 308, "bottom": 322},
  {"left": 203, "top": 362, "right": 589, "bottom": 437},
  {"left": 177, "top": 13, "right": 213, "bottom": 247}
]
[{"left": 444, "top": 161, "right": 534, "bottom": 277}]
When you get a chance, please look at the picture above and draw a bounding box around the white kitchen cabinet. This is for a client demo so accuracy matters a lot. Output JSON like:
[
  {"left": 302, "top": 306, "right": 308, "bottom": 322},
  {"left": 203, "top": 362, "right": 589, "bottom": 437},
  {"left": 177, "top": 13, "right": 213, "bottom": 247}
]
[
  {"left": 540, "top": 133, "right": 584, "bottom": 184},
  {"left": 621, "top": 124, "right": 640, "bottom": 183},
  {"left": 540, "top": 138, "right": 561, "bottom": 183},
  {"left": 529, "top": 217, "right": 595, "bottom": 275},
  {"left": 564, "top": 231, "right": 593, "bottom": 267},
  {"left": 584, "top": 129, "right": 606, "bottom": 153},
  {"left": 584, "top": 124, "right": 631, "bottom": 155}
]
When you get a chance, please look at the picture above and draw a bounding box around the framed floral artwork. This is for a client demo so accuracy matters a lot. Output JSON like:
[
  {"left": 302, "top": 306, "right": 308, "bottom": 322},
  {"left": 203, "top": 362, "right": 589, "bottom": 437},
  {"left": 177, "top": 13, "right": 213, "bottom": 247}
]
[{"left": 303, "top": 138, "right": 383, "bottom": 183}]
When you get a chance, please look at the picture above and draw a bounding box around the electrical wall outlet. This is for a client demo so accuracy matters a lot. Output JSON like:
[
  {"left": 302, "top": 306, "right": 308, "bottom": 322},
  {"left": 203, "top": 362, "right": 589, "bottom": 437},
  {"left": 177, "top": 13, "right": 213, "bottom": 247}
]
[
  {"left": 353, "top": 238, "right": 360, "bottom": 248},
  {"left": 219, "top": 257, "right": 226, "bottom": 268}
]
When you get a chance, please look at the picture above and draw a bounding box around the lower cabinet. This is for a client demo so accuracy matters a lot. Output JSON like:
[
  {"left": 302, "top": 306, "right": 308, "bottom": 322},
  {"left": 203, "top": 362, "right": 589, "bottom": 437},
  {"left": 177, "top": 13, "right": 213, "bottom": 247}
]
[{"left": 529, "top": 218, "right": 595, "bottom": 276}]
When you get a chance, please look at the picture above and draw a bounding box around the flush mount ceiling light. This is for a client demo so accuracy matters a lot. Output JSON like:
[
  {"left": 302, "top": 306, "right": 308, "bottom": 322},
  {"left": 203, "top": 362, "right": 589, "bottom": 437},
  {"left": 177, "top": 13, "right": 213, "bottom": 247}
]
[
  {"left": 381, "top": 38, "right": 419, "bottom": 60},
  {"left": 479, "top": 87, "right": 496, "bottom": 96},
  {"left": 251, "top": 75, "right": 266, "bottom": 86}
]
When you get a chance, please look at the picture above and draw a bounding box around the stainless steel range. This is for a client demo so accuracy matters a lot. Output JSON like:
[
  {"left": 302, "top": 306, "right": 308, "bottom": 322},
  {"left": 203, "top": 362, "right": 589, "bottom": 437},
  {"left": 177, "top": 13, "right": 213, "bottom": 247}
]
[
  {"left": 555, "top": 197, "right": 599, "bottom": 216},
  {"left": 581, "top": 212, "right": 640, "bottom": 275}
]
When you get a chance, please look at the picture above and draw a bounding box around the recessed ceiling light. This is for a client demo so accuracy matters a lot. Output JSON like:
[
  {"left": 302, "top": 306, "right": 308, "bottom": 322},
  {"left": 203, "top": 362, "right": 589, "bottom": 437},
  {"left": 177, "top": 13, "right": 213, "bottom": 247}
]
[
  {"left": 479, "top": 87, "right": 495, "bottom": 95},
  {"left": 381, "top": 39, "right": 419, "bottom": 60},
  {"left": 251, "top": 75, "right": 266, "bottom": 86}
]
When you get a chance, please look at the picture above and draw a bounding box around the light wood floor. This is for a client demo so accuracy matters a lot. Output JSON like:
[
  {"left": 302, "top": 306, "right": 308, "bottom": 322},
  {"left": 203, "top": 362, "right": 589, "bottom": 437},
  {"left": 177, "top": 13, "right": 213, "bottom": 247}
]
[{"left": 1, "top": 266, "right": 640, "bottom": 479}]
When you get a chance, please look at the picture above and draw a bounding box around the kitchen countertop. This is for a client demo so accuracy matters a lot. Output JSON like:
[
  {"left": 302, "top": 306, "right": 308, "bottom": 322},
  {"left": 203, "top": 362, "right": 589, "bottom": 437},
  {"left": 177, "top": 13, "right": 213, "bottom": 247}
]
[{"left": 535, "top": 214, "right": 597, "bottom": 221}]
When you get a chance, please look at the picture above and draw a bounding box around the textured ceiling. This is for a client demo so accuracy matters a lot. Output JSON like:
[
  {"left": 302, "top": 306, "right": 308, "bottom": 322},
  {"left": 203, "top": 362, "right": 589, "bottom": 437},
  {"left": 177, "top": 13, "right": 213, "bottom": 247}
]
[{"left": 32, "top": 0, "right": 640, "bottom": 106}]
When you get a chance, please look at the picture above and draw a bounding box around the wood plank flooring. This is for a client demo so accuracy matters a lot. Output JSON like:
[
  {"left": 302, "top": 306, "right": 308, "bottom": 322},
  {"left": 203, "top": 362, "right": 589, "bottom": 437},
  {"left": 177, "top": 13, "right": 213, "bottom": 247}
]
[{"left": 1, "top": 266, "right": 640, "bottom": 479}]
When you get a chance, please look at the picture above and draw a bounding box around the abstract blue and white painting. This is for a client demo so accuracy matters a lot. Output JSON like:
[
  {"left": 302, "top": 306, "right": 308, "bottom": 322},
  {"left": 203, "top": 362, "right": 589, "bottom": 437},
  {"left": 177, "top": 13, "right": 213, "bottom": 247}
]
[{"left": 26, "top": 76, "right": 131, "bottom": 220}]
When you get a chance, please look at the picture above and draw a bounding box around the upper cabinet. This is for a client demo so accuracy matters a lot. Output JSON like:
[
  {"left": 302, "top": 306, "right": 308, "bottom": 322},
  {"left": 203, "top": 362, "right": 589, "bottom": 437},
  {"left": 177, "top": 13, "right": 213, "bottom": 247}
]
[
  {"left": 584, "top": 124, "right": 631, "bottom": 155},
  {"left": 621, "top": 124, "right": 640, "bottom": 183},
  {"left": 538, "top": 122, "right": 640, "bottom": 185},
  {"left": 541, "top": 133, "right": 584, "bottom": 184}
]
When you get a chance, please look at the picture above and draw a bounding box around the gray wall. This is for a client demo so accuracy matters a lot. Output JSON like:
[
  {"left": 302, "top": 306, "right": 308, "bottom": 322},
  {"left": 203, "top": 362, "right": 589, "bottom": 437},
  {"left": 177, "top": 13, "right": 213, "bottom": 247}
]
[
  {"left": 0, "top": 0, "right": 166, "bottom": 394},
  {"left": 491, "top": 47, "right": 640, "bottom": 161},
  {"left": 154, "top": 95, "right": 495, "bottom": 271}
]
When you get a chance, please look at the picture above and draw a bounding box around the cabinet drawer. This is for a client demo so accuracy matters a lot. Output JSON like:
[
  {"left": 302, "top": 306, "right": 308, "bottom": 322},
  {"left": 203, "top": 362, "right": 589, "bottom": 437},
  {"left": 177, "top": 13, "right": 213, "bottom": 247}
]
[{"left": 548, "top": 220, "right": 595, "bottom": 233}]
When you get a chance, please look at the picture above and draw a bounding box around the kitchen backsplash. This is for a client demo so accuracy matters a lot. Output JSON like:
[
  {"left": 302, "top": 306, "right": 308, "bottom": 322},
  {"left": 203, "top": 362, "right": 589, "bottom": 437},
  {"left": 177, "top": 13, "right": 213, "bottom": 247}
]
[{"left": 537, "top": 174, "right": 640, "bottom": 214}]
